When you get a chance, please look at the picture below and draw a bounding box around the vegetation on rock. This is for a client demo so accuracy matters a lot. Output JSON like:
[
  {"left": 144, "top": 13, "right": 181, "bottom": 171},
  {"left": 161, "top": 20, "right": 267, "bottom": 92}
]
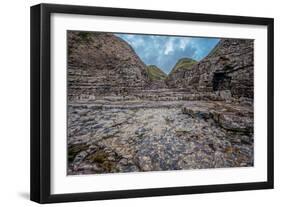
[
  {"left": 146, "top": 65, "right": 167, "bottom": 80},
  {"left": 169, "top": 58, "right": 197, "bottom": 75},
  {"left": 67, "top": 32, "right": 254, "bottom": 175}
]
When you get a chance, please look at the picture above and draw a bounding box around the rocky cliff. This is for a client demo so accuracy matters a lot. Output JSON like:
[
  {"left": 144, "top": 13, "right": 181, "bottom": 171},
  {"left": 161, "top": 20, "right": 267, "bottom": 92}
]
[
  {"left": 67, "top": 31, "right": 149, "bottom": 101},
  {"left": 166, "top": 58, "right": 197, "bottom": 88},
  {"left": 146, "top": 65, "right": 167, "bottom": 89},
  {"left": 67, "top": 34, "right": 254, "bottom": 175},
  {"left": 166, "top": 39, "right": 254, "bottom": 99}
]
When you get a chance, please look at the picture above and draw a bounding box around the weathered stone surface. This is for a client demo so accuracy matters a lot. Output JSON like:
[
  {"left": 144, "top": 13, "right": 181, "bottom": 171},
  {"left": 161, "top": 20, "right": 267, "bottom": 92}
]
[
  {"left": 182, "top": 101, "right": 253, "bottom": 134},
  {"left": 217, "top": 113, "right": 253, "bottom": 133},
  {"left": 68, "top": 100, "right": 253, "bottom": 175},
  {"left": 182, "top": 106, "right": 211, "bottom": 119},
  {"left": 68, "top": 31, "right": 150, "bottom": 101},
  {"left": 67, "top": 33, "right": 254, "bottom": 175},
  {"left": 166, "top": 58, "right": 197, "bottom": 88},
  {"left": 166, "top": 39, "right": 254, "bottom": 100},
  {"left": 218, "top": 90, "right": 232, "bottom": 100},
  {"left": 146, "top": 65, "right": 168, "bottom": 89}
]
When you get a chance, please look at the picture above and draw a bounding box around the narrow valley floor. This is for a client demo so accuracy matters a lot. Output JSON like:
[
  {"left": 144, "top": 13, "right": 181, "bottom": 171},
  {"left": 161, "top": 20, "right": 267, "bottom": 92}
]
[{"left": 67, "top": 99, "right": 253, "bottom": 175}]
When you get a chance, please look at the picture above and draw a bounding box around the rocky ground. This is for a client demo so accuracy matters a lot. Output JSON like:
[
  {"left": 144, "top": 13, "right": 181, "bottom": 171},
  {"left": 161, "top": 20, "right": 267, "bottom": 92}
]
[
  {"left": 67, "top": 90, "right": 253, "bottom": 175},
  {"left": 67, "top": 32, "right": 254, "bottom": 175}
]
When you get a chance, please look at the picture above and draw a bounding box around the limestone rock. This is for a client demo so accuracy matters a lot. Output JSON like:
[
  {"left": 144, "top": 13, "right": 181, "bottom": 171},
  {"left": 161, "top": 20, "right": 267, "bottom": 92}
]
[
  {"left": 218, "top": 90, "right": 232, "bottom": 100},
  {"left": 146, "top": 65, "right": 168, "bottom": 89},
  {"left": 68, "top": 31, "right": 149, "bottom": 102},
  {"left": 217, "top": 113, "right": 253, "bottom": 133},
  {"left": 166, "top": 39, "right": 254, "bottom": 100},
  {"left": 182, "top": 105, "right": 211, "bottom": 119},
  {"left": 166, "top": 58, "right": 197, "bottom": 88},
  {"left": 67, "top": 33, "right": 254, "bottom": 175}
]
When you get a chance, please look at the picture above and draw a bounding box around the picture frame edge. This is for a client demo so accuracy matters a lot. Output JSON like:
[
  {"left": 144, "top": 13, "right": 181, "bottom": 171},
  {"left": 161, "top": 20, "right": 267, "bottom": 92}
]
[{"left": 30, "top": 3, "right": 274, "bottom": 204}]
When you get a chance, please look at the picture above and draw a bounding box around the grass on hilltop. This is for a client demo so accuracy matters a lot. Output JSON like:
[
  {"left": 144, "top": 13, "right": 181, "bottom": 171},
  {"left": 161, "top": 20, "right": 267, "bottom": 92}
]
[
  {"left": 147, "top": 65, "right": 167, "bottom": 80},
  {"left": 169, "top": 58, "right": 197, "bottom": 75}
]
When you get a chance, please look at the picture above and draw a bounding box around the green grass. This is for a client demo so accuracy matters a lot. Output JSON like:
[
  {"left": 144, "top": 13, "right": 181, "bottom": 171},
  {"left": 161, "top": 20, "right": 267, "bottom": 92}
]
[
  {"left": 170, "top": 58, "right": 197, "bottom": 75},
  {"left": 147, "top": 65, "right": 167, "bottom": 80}
]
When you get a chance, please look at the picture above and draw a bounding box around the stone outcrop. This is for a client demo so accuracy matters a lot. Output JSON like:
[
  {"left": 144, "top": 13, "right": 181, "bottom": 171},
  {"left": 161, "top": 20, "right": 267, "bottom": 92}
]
[
  {"left": 67, "top": 31, "right": 149, "bottom": 101},
  {"left": 68, "top": 34, "right": 254, "bottom": 102},
  {"left": 166, "top": 58, "right": 197, "bottom": 88},
  {"left": 146, "top": 65, "right": 167, "bottom": 89},
  {"left": 147, "top": 65, "right": 167, "bottom": 80},
  {"left": 166, "top": 39, "right": 254, "bottom": 100},
  {"left": 67, "top": 33, "right": 254, "bottom": 175},
  {"left": 68, "top": 100, "right": 253, "bottom": 175},
  {"left": 182, "top": 101, "right": 253, "bottom": 134}
]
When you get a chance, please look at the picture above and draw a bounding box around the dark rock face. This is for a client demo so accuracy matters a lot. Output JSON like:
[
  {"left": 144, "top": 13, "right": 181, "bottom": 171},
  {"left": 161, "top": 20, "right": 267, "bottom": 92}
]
[
  {"left": 68, "top": 31, "right": 149, "bottom": 101},
  {"left": 166, "top": 39, "right": 254, "bottom": 99}
]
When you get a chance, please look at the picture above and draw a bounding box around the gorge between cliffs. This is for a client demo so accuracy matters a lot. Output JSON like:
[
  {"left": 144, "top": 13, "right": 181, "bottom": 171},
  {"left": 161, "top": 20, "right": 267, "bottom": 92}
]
[{"left": 67, "top": 31, "right": 254, "bottom": 175}]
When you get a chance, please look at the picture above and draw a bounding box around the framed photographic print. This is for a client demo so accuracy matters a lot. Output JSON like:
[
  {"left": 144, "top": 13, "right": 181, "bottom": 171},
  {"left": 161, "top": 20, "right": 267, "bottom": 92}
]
[{"left": 30, "top": 3, "right": 274, "bottom": 203}]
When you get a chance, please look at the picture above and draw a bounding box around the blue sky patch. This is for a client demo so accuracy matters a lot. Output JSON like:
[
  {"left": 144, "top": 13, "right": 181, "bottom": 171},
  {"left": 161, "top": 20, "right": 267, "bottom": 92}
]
[{"left": 115, "top": 33, "right": 220, "bottom": 74}]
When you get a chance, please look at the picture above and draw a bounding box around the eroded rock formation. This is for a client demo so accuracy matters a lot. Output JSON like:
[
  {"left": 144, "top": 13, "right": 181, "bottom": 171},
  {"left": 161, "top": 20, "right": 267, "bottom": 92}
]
[
  {"left": 166, "top": 58, "right": 197, "bottom": 88},
  {"left": 68, "top": 31, "right": 149, "bottom": 101},
  {"left": 67, "top": 33, "right": 254, "bottom": 175},
  {"left": 166, "top": 39, "right": 254, "bottom": 100},
  {"left": 146, "top": 65, "right": 168, "bottom": 89}
]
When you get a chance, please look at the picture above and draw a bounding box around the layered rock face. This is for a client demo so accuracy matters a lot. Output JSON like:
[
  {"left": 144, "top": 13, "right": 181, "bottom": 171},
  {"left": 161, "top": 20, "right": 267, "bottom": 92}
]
[
  {"left": 166, "top": 39, "right": 254, "bottom": 100},
  {"left": 67, "top": 34, "right": 254, "bottom": 175},
  {"left": 68, "top": 31, "right": 149, "bottom": 101},
  {"left": 146, "top": 65, "right": 168, "bottom": 89},
  {"left": 166, "top": 58, "right": 197, "bottom": 88}
]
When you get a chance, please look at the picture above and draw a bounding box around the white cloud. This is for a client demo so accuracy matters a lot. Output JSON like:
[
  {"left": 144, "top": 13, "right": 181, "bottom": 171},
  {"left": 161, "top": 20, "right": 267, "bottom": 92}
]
[
  {"left": 115, "top": 33, "right": 220, "bottom": 73},
  {"left": 164, "top": 37, "right": 192, "bottom": 54},
  {"left": 164, "top": 38, "right": 175, "bottom": 55},
  {"left": 179, "top": 38, "right": 191, "bottom": 50}
]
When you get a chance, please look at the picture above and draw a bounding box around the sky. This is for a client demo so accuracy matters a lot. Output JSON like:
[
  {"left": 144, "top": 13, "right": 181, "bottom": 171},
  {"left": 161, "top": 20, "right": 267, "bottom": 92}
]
[{"left": 115, "top": 33, "right": 220, "bottom": 74}]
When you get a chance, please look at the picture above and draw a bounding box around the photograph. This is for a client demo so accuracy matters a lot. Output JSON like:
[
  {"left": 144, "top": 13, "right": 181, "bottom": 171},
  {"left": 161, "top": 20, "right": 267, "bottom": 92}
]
[
  {"left": 29, "top": 3, "right": 274, "bottom": 203},
  {"left": 67, "top": 31, "right": 254, "bottom": 175},
  {"left": 0, "top": 2, "right": 277, "bottom": 207}
]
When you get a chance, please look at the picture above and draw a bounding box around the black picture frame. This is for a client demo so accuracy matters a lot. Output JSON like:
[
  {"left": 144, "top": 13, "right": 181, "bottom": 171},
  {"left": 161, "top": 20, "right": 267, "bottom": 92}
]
[{"left": 30, "top": 3, "right": 274, "bottom": 204}]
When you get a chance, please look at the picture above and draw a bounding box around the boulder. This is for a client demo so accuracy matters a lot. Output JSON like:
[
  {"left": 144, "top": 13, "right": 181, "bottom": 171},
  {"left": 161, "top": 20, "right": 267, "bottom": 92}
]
[
  {"left": 182, "top": 106, "right": 211, "bottom": 119},
  {"left": 217, "top": 113, "right": 253, "bottom": 133}
]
